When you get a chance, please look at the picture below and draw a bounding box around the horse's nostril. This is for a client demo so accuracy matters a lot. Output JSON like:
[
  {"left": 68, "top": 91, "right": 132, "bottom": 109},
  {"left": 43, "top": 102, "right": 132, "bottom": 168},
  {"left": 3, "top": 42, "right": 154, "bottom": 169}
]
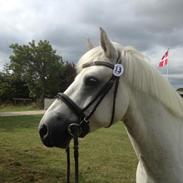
[
  {"left": 38, "top": 120, "right": 70, "bottom": 148},
  {"left": 39, "top": 124, "right": 48, "bottom": 138},
  {"left": 39, "top": 124, "right": 54, "bottom": 147}
]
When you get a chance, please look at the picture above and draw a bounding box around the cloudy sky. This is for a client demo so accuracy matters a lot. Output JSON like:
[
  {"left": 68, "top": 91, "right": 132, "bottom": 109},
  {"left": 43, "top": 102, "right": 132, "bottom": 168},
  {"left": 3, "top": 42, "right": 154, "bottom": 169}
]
[{"left": 0, "top": 0, "right": 182, "bottom": 88}]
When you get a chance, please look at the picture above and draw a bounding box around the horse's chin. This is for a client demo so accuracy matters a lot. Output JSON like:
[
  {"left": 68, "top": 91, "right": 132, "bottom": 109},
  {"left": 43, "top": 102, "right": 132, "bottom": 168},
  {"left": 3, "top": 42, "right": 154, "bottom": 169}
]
[
  {"left": 56, "top": 139, "right": 71, "bottom": 149},
  {"left": 42, "top": 137, "right": 71, "bottom": 149},
  {"left": 53, "top": 140, "right": 71, "bottom": 149}
]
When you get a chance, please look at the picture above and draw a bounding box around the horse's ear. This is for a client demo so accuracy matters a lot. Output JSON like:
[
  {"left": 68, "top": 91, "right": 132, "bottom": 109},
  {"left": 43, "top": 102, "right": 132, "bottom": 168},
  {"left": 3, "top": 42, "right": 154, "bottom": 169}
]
[
  {"left": 86, "top": 38, "right": 94, "bottom": 50},
  {"left": 100, "top": 27, "right": 116, "bottom": 59}
]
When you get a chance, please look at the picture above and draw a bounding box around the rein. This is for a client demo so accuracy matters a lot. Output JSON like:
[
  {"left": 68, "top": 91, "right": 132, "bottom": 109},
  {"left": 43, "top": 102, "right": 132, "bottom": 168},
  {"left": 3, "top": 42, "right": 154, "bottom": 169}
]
[{"left": 57, "top": 54, "right": 123, "bottom": 183}]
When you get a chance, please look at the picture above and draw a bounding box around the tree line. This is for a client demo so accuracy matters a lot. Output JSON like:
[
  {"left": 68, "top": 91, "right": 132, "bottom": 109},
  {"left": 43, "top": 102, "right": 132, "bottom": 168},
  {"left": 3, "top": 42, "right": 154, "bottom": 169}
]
[{"left": 0, "top": 40, "right": 76, "bottom": 108}]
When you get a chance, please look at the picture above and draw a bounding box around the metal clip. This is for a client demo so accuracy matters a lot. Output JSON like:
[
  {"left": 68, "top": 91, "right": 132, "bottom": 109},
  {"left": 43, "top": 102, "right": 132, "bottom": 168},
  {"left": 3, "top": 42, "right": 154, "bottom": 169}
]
[{"left": 67, "top": 123, "right": 81, "bottom": 137}]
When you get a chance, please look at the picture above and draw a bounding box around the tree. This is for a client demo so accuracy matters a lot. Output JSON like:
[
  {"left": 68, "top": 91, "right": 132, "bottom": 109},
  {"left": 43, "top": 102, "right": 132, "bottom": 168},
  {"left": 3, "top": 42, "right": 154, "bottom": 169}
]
[
  {"left": 177, "top": 88, "right": 183, "bottom": 91},
  {"left": 59, "top": 62, "right": 76, "bottom": 92},
  {"left": 9, "top": 40, "right": 64, "bottom": 107},
  {"left": 0, "top": 71, "right": 29, "bottom": 103}
]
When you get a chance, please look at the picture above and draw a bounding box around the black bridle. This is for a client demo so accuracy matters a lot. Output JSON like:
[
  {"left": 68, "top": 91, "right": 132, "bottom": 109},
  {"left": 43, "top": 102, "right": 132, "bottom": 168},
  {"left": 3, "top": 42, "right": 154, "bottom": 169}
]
[{"left": 57, "top": 54, "right": 123, "bottom": 183}]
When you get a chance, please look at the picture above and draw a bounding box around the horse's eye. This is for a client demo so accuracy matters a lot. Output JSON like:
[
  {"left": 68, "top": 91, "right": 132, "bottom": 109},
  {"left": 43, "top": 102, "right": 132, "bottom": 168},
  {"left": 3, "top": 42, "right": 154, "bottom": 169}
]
[{"left": 85, "top": 76, "right": 99, "bottom": 86}]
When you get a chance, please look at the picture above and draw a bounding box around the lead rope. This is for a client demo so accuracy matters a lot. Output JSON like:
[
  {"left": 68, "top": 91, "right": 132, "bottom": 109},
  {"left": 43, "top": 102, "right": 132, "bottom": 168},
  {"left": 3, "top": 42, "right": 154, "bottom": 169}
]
[
  {"left": 66, "top": 124, "right": 80, "bottom": 183},
  {"left": 73, "top": 134, "right": 79, "bottom": 183},
  {"left": 66, "top": 146, "right": 70, "bottom": 183}
]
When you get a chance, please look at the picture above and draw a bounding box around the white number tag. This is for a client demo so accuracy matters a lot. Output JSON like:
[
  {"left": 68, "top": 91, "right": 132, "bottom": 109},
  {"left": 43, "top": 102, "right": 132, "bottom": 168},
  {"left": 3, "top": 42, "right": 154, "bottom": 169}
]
[{"left": 113, "top": 64, "right": 124, "bottom": 77}]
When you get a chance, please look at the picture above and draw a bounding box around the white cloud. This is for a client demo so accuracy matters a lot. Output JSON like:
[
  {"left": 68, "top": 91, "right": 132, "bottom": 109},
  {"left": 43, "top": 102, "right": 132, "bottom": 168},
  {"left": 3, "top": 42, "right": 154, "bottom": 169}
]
[{"left": 0, "top": 0, "right": 182, "bottom": 87}]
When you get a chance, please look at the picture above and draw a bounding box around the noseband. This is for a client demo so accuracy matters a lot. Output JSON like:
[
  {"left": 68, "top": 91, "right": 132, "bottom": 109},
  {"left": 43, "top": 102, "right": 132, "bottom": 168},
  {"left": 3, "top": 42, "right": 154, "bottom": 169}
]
[{"left": 57, "top": 54, "right": 124, "bottom": 183}]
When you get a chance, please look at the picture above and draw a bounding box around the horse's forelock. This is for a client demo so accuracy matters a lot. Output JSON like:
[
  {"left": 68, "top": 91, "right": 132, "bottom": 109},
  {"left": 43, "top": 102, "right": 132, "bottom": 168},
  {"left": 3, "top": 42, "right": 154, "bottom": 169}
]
[
  {"left": 76, "top": 46, "right": 103, "bottom": 73},
  {"left": 76, "top": 42, "right": 123, "bottom": 73}
]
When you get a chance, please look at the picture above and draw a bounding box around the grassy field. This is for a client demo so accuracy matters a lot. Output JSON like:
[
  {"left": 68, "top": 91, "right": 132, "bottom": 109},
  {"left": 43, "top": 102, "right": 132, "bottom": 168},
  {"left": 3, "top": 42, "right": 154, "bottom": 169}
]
[
  {"left": 0, "top": 115, "right": 137, "bottom": 183},
  {"left": 0, "top": 103, "right": 39, "bottom": 112}
]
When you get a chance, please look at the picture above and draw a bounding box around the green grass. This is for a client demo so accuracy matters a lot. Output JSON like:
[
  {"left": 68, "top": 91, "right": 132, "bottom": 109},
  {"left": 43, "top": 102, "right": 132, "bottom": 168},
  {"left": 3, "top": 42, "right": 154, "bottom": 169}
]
[
  {"left": 0, "top": 115, "right": 137, "bottom": 183},
  {"left": 0, "top": 103, "right": 40, "bottom": 112}
]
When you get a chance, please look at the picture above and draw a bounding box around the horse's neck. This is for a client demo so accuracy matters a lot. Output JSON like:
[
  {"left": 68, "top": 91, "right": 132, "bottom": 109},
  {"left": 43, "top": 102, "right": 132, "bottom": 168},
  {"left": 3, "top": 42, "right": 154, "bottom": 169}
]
[{"left": 124, "top": 91, "right": 183, "bottom": 181}]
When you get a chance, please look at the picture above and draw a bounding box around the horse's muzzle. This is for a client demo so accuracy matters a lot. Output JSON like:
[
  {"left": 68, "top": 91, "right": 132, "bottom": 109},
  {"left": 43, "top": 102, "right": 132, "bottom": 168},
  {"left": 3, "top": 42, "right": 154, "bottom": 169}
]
[{"left": 38, "top": 116, "right": 72, "bottom": 148}]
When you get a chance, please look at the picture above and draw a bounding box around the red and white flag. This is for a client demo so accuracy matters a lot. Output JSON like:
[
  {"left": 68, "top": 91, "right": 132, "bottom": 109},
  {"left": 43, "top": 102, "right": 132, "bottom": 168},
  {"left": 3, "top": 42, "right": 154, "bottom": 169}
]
[{"left": 159, "top": 50, "right": 169, "bottom": 67}]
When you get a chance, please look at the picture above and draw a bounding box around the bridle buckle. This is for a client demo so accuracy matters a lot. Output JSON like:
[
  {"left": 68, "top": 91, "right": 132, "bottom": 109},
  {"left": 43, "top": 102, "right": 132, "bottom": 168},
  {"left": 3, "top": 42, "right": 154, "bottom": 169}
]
[{"left": 79, "top": 118, "right": 90, "bottom": 138}]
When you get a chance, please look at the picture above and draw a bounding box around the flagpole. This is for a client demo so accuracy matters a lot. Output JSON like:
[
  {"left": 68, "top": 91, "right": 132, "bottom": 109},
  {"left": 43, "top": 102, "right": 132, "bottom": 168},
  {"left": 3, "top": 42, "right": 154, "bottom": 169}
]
[
  {"left": 167, "top": 62, "right": 169, "bottom": 80},
  {"left": 166, "top": 48, "right": 169, "bottom": 81}
]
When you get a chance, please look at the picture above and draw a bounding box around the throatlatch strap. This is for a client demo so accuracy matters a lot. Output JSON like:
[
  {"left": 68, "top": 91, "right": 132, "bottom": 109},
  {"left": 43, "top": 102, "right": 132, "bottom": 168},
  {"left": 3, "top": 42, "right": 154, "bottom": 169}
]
[{"left": 106, "top": 77, "right": 120, "bottom": 128}]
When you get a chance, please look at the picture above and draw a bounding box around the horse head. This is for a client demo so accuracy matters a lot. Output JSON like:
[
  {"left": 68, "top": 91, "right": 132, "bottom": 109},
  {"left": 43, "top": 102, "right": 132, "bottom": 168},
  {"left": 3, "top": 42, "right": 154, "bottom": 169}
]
[{"left": 38, "top": 28, "right": 130, "bottom": 148}]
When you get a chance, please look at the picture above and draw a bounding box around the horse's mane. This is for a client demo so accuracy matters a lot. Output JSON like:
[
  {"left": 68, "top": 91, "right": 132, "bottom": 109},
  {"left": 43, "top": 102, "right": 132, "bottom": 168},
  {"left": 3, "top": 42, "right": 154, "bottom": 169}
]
[{"left": 77, "top": 43, "right": 183, "bottom": 118}]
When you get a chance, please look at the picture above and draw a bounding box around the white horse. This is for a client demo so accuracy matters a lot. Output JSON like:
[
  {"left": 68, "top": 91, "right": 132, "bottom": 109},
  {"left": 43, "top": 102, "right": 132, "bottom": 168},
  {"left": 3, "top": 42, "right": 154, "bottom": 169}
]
[{"left": 39, "top": 28, "right": 183, "bottom": 183}]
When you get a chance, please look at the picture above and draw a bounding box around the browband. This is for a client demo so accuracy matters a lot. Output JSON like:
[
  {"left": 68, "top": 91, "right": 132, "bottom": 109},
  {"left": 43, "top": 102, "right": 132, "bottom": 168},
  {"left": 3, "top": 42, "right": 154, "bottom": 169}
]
[{"left": 82, "top": 61, "right": 114, "bottom": 69}]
